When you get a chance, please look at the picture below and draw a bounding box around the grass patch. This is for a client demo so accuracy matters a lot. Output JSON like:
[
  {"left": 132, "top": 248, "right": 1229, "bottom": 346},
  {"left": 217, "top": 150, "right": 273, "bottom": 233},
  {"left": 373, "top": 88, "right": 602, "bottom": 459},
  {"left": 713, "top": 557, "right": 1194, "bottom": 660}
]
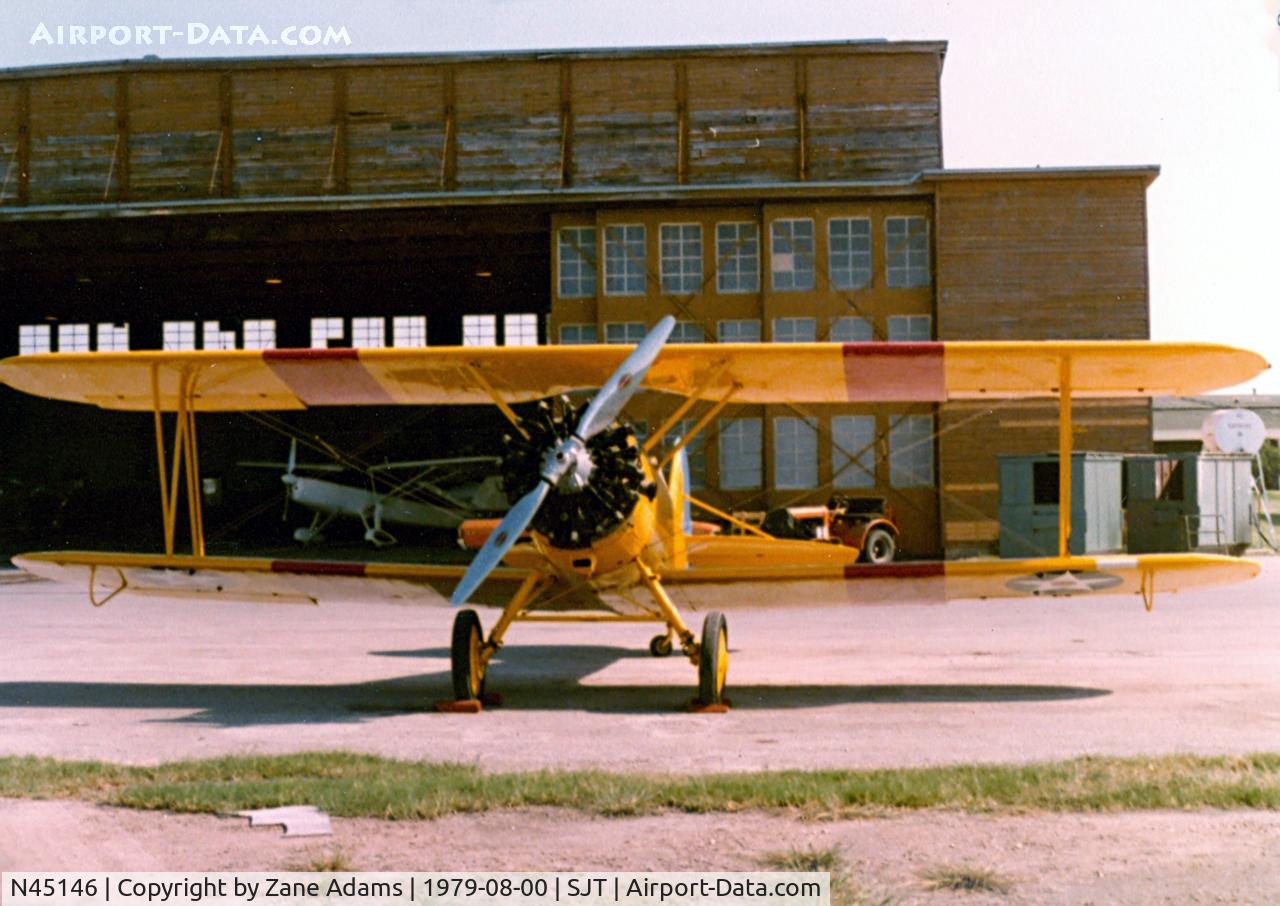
[
  {"left": 761, "top": 847, "right": 894, "bottom": 906},
  {"left": 921, "top": 864, "right": 1012, "bottom": 893},
  {"left": 288, "top": 847, "right": 357, "bottom": 873},
  {"left": 1, "top": 752, "right": 1279, "bottom": 820}
]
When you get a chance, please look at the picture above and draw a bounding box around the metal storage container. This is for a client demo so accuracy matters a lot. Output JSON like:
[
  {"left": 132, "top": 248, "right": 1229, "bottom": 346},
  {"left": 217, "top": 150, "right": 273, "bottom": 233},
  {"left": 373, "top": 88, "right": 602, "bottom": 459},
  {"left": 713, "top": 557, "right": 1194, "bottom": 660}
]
[
  {"left": 998, "top": 452, "right": 1124, "bottom": 558},
  {"left": 1125, "top": 453, "right": 1254, "bottom": 553}
]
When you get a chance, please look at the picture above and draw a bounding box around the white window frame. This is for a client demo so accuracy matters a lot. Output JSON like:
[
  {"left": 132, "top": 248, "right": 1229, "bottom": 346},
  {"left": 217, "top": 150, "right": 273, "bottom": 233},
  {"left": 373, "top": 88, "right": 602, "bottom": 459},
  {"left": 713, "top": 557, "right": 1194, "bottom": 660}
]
[
  {"left": 201, "top": 320, "right": 235, "bottom": 351},
  {"left": 242, "top": 319, "right": 276, "bottom": 350},
  {"left": 885, "top": 216, "right": 930, "bottom": 288},
  {"left": 350, "top": 317, "right": 386, "bottom": 349},
  {"left": 660, "top": 223, "right": 703, "bottom": 295},
  {"left": 832, "top": 415, "right": 877, "bottom": 489},
  {"left": 772, "top": 317, "right": 816, "bottom": 343},
  {"left": 718, "top": 417, "right": 763, "bottom": 490},
  {"left": 18, "top": 324, "right": 51, "bottom": 355},
  {"left": 715, "top": 221, "right": 760, "bottom": 294},
  {"left": 889, "top": 414, "right": 934, "bottom": 488},
  {"left": 462, "top": 314, "right": 497, "bottom": 347},
  {"left": 392, "top": 316, "right": 427, "bottom": 348},
  {"left": 604, "top": 321, "right": 646, "bottom": 345},
  {"left": 716, "top": 319, "right": 762, "bottom": 343},
  {"left": 887, "top": 314, "right": 932, "bottom": 342},
  {"left": 603, "top": 224, "right": 646, "bottom": 296},
  {"left": 96, "top": 322, "right": 130, "bottom": 352},
  {"left": 828, "top": 217, "right": 872, "bottom": 290},
  {"left": 773, "top": 416, "right": 818, "bottom": 489},
  {"left": 558, "top": 323, "right": 598, "bottom": 345},
  {"left": 557, "top": 226, "right": 597, "bottom": 298},
  {"left": 162, "top": 321, "right": 196, "bottom": 351},
  {"left": 669, "top": 320, "right": 706, "bottom": 343},
  {"left": 829, "top": 316, "right": 874, "bottom": 342},
  {"left": 503, "top": 313, "right": 539, "bottom": 347},
  {"left": 769, "top": 218, "right": 816, "bottom": 292}
]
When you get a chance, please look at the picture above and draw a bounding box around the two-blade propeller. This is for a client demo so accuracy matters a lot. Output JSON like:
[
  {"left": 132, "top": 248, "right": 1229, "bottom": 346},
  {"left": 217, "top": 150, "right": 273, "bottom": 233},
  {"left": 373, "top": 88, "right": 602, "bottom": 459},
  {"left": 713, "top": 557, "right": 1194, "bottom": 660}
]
[{"left": 450, "top": 315, "right": 675, "bottom": 605}]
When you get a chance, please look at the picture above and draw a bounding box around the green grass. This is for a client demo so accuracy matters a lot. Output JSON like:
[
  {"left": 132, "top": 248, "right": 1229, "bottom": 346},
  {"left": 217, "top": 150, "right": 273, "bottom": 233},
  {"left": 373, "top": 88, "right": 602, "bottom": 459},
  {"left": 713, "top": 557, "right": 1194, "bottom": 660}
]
[
  {"left": 921, "top": 864, "right": 1012, "bottom": 893},
  {"left": 1, "top": 752, "right": 1279, "bottom": 820},
  {"left": 762, "top": 847, "right": 895, "bottom": 906}
]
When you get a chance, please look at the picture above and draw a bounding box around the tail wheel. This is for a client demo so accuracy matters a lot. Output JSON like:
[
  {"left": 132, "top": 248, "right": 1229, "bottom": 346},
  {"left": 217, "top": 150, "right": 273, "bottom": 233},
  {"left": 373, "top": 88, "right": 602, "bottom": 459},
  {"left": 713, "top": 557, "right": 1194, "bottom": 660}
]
[
  {"left": 860, "top": 527, "right": 897, "bottom": 564},
  {"left": 649, "top": 634, "right": 674, "bottom": 658},
  {"left": 697, "top": 611, "right": 729, "bottom": 705},
  {"left": 450, "top": 609, "right": 486, "bottom": 701}
]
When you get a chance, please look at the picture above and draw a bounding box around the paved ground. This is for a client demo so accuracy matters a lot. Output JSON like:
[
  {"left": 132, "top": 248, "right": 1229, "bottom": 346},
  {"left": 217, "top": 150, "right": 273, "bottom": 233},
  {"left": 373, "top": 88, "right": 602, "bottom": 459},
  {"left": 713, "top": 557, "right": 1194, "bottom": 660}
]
[{"left": 1, "top": 557, "right": 1277, "bottom": 771}]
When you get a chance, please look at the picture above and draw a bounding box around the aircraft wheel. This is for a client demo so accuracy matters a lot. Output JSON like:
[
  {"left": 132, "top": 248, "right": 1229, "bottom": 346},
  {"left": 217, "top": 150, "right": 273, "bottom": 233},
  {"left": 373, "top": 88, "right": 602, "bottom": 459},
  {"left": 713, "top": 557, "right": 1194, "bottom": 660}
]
[
  {"left": 648, "top": 634, "right": 673, "bottom": 658},
  {"left": 450, "top": 609, "right": 486, "bottom": 701},
  {"left": 697, "top": 612, "right": 728, "bottom": 705},
  {"left": 860, "top": 527, "right": 897, "bottom": 564}
]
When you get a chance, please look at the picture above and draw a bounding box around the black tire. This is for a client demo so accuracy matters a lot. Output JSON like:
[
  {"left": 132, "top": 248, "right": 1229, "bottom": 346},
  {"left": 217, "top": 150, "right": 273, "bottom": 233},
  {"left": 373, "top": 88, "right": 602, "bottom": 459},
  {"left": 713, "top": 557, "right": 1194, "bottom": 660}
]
[
  {"left": 450, "top": 609, "right": 486, "bottom": 701},
  {"left": 860, "top": 527, "right": 897, "bottom": 564},
  {"left": 649, "top": 634, "right": 673, "bottom": 658},
  {"left": 697, "top": 611, "right": 728, "bottom": 705}
]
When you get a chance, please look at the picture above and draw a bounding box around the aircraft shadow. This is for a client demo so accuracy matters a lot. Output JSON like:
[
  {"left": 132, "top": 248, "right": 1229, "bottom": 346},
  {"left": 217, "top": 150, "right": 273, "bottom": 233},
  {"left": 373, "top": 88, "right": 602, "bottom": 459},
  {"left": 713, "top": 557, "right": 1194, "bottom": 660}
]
[{"left": 0, "top": 643, "right": 1108, "bottom": 724}]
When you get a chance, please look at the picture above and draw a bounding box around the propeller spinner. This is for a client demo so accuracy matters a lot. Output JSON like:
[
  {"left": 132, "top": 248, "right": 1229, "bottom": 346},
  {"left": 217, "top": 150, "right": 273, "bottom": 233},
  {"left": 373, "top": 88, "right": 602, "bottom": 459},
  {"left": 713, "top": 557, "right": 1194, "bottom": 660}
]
[{"left": 450, "top": 316, "right": 675, "bottom": 604}]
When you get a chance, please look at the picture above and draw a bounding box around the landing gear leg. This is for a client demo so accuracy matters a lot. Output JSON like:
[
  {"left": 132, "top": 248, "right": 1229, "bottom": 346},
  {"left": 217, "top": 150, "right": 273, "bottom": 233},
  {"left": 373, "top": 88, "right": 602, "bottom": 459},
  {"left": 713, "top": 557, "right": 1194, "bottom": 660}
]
[
  {"left": 445, "top": 571, "right": 545, "bottom": 707},
  {"left": 636, "top": 562, "right": 729, "bottom": 709}
]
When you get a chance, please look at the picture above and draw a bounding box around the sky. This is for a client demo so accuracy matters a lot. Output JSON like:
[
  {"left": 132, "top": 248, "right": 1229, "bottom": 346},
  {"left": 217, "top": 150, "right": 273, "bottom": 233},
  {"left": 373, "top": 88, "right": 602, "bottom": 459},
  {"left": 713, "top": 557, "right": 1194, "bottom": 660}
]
[{"left": 5, "top": 0, "right": 1279, "bottom": 394}]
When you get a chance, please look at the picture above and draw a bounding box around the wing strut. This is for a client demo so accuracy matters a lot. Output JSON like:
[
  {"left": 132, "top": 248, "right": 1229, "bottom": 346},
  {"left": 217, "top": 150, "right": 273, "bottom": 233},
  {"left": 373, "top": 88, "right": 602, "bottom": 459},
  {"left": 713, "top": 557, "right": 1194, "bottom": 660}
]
[
  {"left": 150, "top": 364, "right": 206, "bottom": 557},
  {"left": 460, "top": 364, "right": 531, "bottom": 441},
  {"left": 1058, "top": 355, "right": 1072, "bottom": 558}
]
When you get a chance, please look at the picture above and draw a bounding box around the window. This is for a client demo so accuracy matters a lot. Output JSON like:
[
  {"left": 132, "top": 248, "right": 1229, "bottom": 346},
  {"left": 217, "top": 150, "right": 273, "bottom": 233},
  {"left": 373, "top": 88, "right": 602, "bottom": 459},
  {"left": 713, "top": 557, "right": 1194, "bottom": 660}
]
[
  {"left": 669, "top": 321, "right": 706, "bottom": 343},
  {"left": 201, "top": 321, "right": 235, "bottom": 351},
  {"left": 392, "top": 316, "right": 427, "bottom": 348},
  {"left": 718, "top": 418, "right": 762, "bottom": 490},
  {"left": 351, "top": 317, "right": 386, "bottom": 348},
  {"left": 672, "top": 418, "right": 707, "bottom": 489},
  {"left": 660, "top": 223, "right": 702, "bottom": 294},
  {"left": 886, "top": 216, "right": 930, "bottom": 288},
  {"left": 18, "top": 324, "right": 51, "bottom": 355},
  {"left": 605, "top": 322, "right": 646, "bottom": 344},
  {"left": 715, "top": 222, "right": 759, "bottom": 293},
  {"left": 829, "top": 217, "right": 872, "bottom": 289},
  {"left": 462, "top": 314, "right": 497, "bottom": 347},
  {"left": 309, "top": 317, "right": 344, "bottom": 349},
  {"left": 557, "top": 226, "right": 597, "bottom": 298},
  {"left": 887, "top": 314, "right": 931, "bottom": 342},
  {"left": 772, "top": 317, "right": 816, "bottom": 343},
  {"left": 96, "top": 323, "right": 130, "bottom": 352},
  {"left": 889, "top": 414, "right": 934, "bottom": 487},
  {"left": 832, "top": 415, "right": 876, "bottom": 488},
  {"left": 558, "top": 323, "right": 598, "bottom": 345},
  {"left": 770, "top": 218, "right": 815, "bottom": 291},
  {"left": 603, "top": 224, "right": 645, "bottom": 295},
  {"left": 162, "top": 321, "right": 196, "bottom": 351},
  {"left": 243, "top": 319, "right": 276, "bottom": 350},
  {"left": 829, "top": 316, "right": 873, "bottom": 342},
  {"left": 774, "top": 416, "right": 818, "bottom": 489},
  {"left": 717, "top": 319, "right": 761, "bottom": 342},
  {"left": 503, "top": 313, "right": 538, "bottom": 346}
]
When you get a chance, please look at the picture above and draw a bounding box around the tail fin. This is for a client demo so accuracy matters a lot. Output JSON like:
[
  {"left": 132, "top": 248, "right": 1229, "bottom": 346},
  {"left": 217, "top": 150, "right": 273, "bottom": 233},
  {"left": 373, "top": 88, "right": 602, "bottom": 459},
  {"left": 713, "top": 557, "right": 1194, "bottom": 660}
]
[{"left": 654, "top": 445, "right": 690, "bottom": 569}]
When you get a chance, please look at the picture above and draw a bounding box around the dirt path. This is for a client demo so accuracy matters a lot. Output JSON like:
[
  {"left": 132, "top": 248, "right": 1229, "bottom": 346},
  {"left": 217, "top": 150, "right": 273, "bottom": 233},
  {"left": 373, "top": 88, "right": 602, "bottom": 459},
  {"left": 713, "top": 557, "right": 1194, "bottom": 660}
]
[{"left": 2, "top": 798, "right": 1278, "bottom": 905}]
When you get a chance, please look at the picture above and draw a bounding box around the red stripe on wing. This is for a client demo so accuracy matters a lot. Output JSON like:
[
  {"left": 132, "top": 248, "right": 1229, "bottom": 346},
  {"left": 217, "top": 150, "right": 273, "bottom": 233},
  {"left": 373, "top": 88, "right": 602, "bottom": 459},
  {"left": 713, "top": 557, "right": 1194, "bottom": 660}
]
[
  {"left": 842, "top": 342, "right": 945, "bottom": 402},
  {"left": 271, "top": 560, "right": 368, "bottom": 577},
  {"left": 263, "top": 348, "right": 395, "bottom": 405}
]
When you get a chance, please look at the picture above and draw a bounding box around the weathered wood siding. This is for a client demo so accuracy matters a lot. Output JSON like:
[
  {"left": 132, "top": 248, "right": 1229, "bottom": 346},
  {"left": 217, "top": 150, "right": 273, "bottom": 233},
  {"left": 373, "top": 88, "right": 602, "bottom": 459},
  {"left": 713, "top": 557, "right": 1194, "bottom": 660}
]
[
  {"left": 932, "top": 174, "right": 1154, "bottom": 555},
  {"left": 0, "top": 43, "right": 943, "bottom": 206}
]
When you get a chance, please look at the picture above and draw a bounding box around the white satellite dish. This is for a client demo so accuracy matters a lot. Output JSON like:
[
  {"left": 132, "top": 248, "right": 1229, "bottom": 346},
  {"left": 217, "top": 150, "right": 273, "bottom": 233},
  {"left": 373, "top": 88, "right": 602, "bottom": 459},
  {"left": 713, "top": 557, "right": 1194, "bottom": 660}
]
[{"left": 1201, "top": 409, "right": 1267, "bottom": 455}]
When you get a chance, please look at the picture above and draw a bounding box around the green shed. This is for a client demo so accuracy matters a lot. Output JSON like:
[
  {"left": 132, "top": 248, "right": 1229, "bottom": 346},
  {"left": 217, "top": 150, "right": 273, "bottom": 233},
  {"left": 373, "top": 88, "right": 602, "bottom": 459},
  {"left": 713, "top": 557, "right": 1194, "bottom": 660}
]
[{"left": 998, "top": 452, "right": 1125, "bottom": 558}]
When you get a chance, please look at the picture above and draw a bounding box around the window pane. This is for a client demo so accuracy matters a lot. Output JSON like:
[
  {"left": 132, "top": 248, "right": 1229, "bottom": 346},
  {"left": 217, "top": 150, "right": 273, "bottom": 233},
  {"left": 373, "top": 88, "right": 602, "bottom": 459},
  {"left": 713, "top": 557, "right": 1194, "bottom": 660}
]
[
  {"left": 672, "top": 418, "right": 707, "bottom": 490},
  {"left": 392, "top": 316, "right": 427, "bottom": 348},
  {"left": 162, "top": 321, "right": 196, "bottom": 351},
  {"left": 715, "top": 222, "right": 759, "bottom": 293},
  {"left": 558, "top": 323, "right": 598, "bottom": 345},
  {"left": 832, "top": 415, "right": 876, "bottom": 488},
  {"left": 660, "top": 223, "right": 703, "bottom": 294},
  {"left": 829, "top": 316, "right": 873, "bottom": 342},
  {"left": 558, "top": 227, "right": 597, "bottom": 298},
  {"left": 97, "top": 322, "right": 130, "bottom": 352},
  {"left": 718, "top": 418, "right": 762, "bottom": 490},
  {"left": 772, "top": 317, "right": 816, "bottom": 343},
  {"left": 603, "top": 224, "right": 646, "bottom": 295},
  {"left": 770, "top": 219, "right": 815, "bottom": 291},
  {"left": 351, "top": 317, "right": 386, "bottom": 349},
  {"left": 503, "top": 313, "right": 538, "bottom": 346},
  {"left": 716, "top": 319, "right": 761, "bottom": 342},
  {"left": 828, "top": 217, "right": 872, "bottom": 289},
  {"left": 887, "top": 315, "right": 932, "bottom": 342},
  {"left": 605, "top": 322, "right": 646, "bottom": 344},
  {"left": 886, "top": 216, "right": 930, "bottom": 288},
  {"left": 669, "top": 321, "right": 705, "bottom": 343},
  {"left": 889, "top": 414, "right": 934, "bottom": 487},
  {"left": 774, "top": 416, "right": 818, "bottom": 489},
  {"left": 462, "top": 314, "right": 497, "bottom": 347},
  {"left": 243, "top": 319, "right": 276, "bottom": 350},
  {"left": 18, "top": 324, "right": 51, "bottom": 355}
]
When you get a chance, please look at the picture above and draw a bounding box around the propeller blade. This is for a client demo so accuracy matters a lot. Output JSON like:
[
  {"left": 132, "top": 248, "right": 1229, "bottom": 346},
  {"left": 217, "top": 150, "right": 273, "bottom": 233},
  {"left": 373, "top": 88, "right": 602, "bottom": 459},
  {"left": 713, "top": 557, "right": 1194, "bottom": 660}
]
[
  {"left": 450, "top": 480, "right": 550, "bottom": 605},
  {"left": 287, "top": 438, "right": 297, "bottom": 475},
  {"left": 574, "top": 315, "right": 675, "bottom": 441}
]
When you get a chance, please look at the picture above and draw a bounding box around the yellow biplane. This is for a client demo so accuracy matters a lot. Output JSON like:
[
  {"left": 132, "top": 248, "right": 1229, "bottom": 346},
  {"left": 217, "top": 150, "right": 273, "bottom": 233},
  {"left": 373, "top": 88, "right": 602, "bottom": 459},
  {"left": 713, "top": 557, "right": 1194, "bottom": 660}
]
[{"left": 0, "top": 318, "right": 1268, "bottom": 708}]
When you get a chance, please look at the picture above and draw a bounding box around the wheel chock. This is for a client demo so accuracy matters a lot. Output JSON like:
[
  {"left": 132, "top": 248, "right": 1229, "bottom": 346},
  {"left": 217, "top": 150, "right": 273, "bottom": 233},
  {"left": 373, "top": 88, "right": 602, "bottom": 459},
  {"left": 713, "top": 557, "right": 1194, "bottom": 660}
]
[
  {"left": 434, "top": 699, "right": 483, "bottom": 714},
  {"left": 686, "top": 698, "right": 731, "bottom": 713}
]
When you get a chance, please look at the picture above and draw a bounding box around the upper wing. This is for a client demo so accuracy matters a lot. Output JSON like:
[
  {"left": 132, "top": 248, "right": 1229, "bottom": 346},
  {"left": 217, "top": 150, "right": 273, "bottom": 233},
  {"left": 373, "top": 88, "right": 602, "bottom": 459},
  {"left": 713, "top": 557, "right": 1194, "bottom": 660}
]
[{"left": 0, "top": 341, "right": 1267, "bottom": 412}]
